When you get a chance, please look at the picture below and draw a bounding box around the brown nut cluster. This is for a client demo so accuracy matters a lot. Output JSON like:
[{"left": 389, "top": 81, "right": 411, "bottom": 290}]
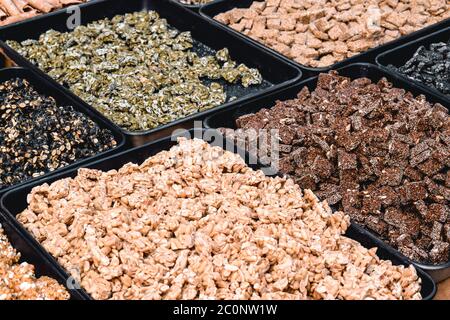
[
  {"left": 0, "top": 0, "right": 88, "bottom": 26},
  {"left": 220, "top": 71, "right": 450, "bottom": 265},
  {"left": 0, "top": 225, "right": 69, "bottom": 300},
  {"left": 215, "top": 0, "right": 450, "bottom": 67},
  {"left": 17, "top": 138, "right": 421, "bottom": 300}
]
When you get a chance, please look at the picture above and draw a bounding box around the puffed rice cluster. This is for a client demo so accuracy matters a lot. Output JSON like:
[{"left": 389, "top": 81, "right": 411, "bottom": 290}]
[
  {"left": 0, "top": 225, "right": 69, "bottom": 300},
  {"left": 17, "top": 138, "right": 422, "bottom": 300}
]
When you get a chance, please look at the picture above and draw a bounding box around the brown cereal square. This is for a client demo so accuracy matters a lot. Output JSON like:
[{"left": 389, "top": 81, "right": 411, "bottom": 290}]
[
  {"left": 338, "top": 149, "right": 358, "bottom": 170},
  {"left": 404, "top": 182, "right": 428, "bottom": 201},
  {"left": 379, "top": 167, "right": 403, "bottom": 186}
]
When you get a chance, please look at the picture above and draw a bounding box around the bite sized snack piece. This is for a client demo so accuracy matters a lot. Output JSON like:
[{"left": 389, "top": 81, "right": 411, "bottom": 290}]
[
  {"left": 0, "top": 0, "right": 87, "bottom": 26},
  {"left": 18, "top": 138, "right": 421, "bottom": 300},
  {"left": 389, "top": 39, "right": 450, "bottom": 97},
  {"left": 0, "top": 78, "right": 117, "bottom": 189},
  {"left": 7, "top": 11, "right": 263, "bottom": 131},
  {"left": 222, "top": 71, "right": 450, "bottom": 264},
  {"left": 214, "top": 0, "right": 450, "bottom": 67},
  {"left": 0, "top": 225, "right": 69, "bottom": 300}
]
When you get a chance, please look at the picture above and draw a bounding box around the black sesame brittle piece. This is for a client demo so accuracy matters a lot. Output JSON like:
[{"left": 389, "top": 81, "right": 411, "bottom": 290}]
[{"left": 0, "top": 78, "right": 117, "bottom": 189}]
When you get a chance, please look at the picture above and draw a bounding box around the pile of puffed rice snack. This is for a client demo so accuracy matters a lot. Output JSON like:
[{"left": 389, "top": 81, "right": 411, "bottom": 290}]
[{"left": 14, "top": 138, "right": 423, "bottom": 300}]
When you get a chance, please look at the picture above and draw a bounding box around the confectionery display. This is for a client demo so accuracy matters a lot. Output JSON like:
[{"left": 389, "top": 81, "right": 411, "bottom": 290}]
[{"left": 0, "top": 0, "right": 448, "bottom": 301}]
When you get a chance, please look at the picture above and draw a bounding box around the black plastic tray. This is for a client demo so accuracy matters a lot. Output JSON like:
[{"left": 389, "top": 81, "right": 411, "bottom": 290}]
[
  {"left": 377, "top": 26, "right": 450, "bottom": 104},
  {"left": 0, "top": 0, "right": 302, "bottom": 147},
  {"left": 204, "top": 63, "right": 450, "bottom": 282},
  {"left": 0, "top": 128, "right": 437, "bottom": 300},
  {"left": 200, "top": 0, "right": 450, "bottom": 77},
  {"left": 0, "top": 67, "right": 126, "bottom": 196}
]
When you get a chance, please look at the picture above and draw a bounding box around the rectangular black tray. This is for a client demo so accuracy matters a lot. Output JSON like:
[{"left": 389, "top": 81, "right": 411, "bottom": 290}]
[
  {"left": 204, "top": 63, "right": 450, "bottom": 282},
  {"left": 0, "top": 128, "right": 438, "bottom": 300},
  {"left": 0, "top": 67, "right": 126, "bottom": 196},
  {"left": 200, "top": 0, "right": 450, "bottom": 77},
  {"left": 376, "top": 25, "right": 450, "bottom": 105},
  {"left": 0, "top": 0, "right": 302, "bottom": 147}
]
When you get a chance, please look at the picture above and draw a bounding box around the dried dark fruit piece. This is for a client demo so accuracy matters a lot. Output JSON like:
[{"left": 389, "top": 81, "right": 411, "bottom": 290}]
[
  {"left": 403, "top": 182, "right": 428, "bottom": 202},
  {"left": 396, "top": 234, "right": 413, "bottom": 247},
  {"left": 362, "top": 195, "right": 381, "bottom": 215},
  {"left": 399, "top": 246, "right": 429, "bottom": 262}
]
